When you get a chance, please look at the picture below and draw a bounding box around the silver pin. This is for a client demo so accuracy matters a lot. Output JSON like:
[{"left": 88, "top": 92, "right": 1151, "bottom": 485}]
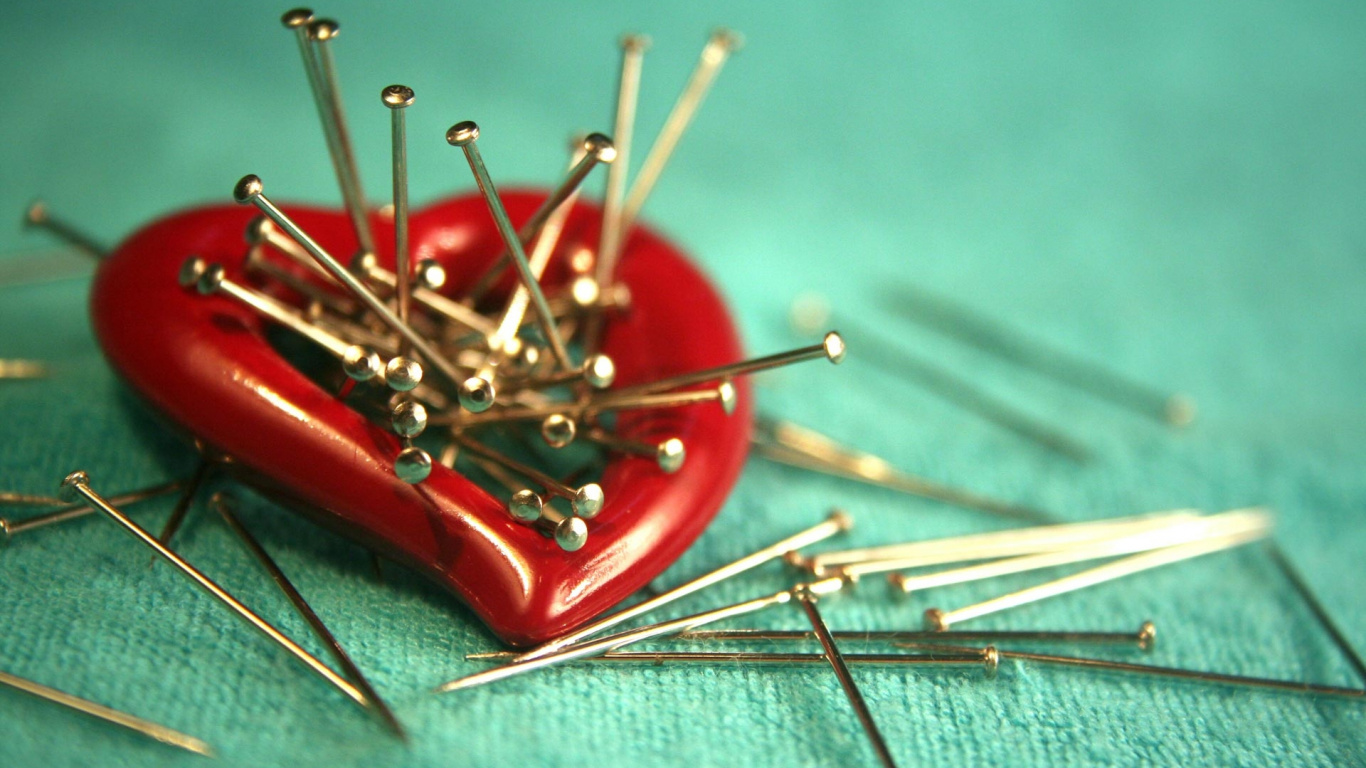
[
  {"left": 608, "top": 333, "right": 844, "bottom": 399},
  {"left": 394, "top": 447, "right": 433, "bottom": 484},
  {"left": 513, "top": 511, "right": 852, "bottom": 662},
  {"left": 584, "top": 427, "right": 686, "bottom": 473},
  {"left": 1, "top": 480, "right": 184, "bottom": 542},
  {"left": 465, "top": 455, "right": 586, "bottom": 552},
  {"left": 186, "top": 258, "right": 353, "bottom": 358},
  {"left": 58, "top": 472, "right": 368, "bottom": 709},
  {"left": 382, "top": 84, "right": 415, "bottom": 348},
  {"left": 350, "top": 252, "right": 497, "bottom": 336},
  {"left": 452, "top": 435, "right": 603, "bottom": 517},
  {"left": 595, "top": 34, "right": 650, "bottom": 294},
  {"left": 23, "top": 199, "right": 106, "bottom": 258},
  {"left": 245, "top": 216, "right": 342, "bottom": 288},
  {"left": 447, "top": 122, "right": 574, "bottom": 371},
  {"left": 541, "top": 506, "right": 589, "bottom": 552},
  {"left": 924, "top": 510, "right": 1272, "bottom": 630},
  {"left": 435, "top": 577, "right": 845, "bottom": 693},
  {"left": 0, "top": 491, "right": 63, "bottom": 506},
  {"left": 244, "top": 245, "right": 358, "bottom": 316},
  {"left": 466, "top": 649, "right": 988, "bottom": 669},
  {"left": 0, "top": 668, "right": 213, "bottom": 756},
  {"left": 435, "top": 380, "right": 735, "bottom": 428},
  {"left": 233, "top": 175, "right": 467, "bottom": 397},
  {"left": 152, "top": 459, "right": 214, "bottom": 549},
  {"left": 684, "top": 622, "right": 1158, "bottom": 651}
]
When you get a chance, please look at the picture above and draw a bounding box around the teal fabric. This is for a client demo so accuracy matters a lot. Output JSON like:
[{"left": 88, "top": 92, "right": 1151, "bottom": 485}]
[{"left": 2, "top": 1, "right": 1364, "bottom": 765}]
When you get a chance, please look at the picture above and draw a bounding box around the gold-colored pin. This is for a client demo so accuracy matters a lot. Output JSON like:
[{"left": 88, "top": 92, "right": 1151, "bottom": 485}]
[{"left": 23, "top": 199, "right": 106, "bottom": 258}]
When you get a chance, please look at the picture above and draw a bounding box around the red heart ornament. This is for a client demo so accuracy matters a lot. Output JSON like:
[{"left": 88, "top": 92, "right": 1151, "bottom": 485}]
[{"left": 90, "top": 190, "right": 752, "bottom": 646}]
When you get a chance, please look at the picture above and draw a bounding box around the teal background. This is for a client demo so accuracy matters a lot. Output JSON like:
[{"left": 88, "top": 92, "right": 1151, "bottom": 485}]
[{"left": 2, "top": 1, "right": 1365, "bottom": 765}]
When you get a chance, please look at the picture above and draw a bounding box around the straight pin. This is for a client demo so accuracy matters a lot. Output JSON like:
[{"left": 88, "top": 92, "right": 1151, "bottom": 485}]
[
  {"left": 233, "top": 176, "right": 467, "bottom": 398},
  {"left": 152, "top": 458, "right": 214, "bottom": 550},
  {"left": 753, "top": 417, "right": 1051, "bottom": 524},
  {"left": 351, "top": 254, "right": 497, "bottom": 335},
  {"left": 513, "top": 512, "right": 852, "bottom": 662},
  {"left": 595, "top": 34, "right": 649, "bottom": 291},
  {"left": 382, "top": 85, "right": 415, "bottom": 349},
  {"left": 23, "top": 200, "right": 106, "bottom": 258},
  {"left": 0, "top": 359, "right": 50, "bottom": 379},
  {"left": 607, "top": 333, "right": 844, "bottom": 398},
  {"left": 2, "top": 480, "right": 185, "bottom": 541},
  {"left": 796, "top": 586, "right": 898, "bottom": 768},
  {"left": 211, "top": 494, "right": 406, "bottom": 740},
  {"left": 447, "top": 122, "right": 574, "bottom": 371},
  {"left": 245, "top": 245, "right": 358, "bottom": 316},
  {"left": 58, "top": 472, "right": 369, "bottom": 709},
  {"left": 186, "top": 258, "right": 352, "bottom": 358},
  {"left": 452, "top": 435, "right": 603, "bottom": 517},
  {"left": 467, "top": 649, "right": 987, "bottom": 668},
  {"left": 433, "top": 381, "right": 734, "bottom": 427},
  {"left": 0, "top": 668, "right": 212, "bottom": 756},
  {"left": 1265, "top": 542, "right": 1366, "bottom": 685},
  {"left": 683, "top": 622, "right": 1157, "bottom": 650},
  {"left": 584, "top": 427, "right": 686, "bottom": 473},
  {"left": 0, "top": 491, "right": 64, "bottom": 506}
]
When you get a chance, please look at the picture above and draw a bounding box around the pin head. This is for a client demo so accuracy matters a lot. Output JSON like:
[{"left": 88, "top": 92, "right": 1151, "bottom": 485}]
[
  {"left": 829, "top": 509, "right": 854, "bottom": 532},
  {"left": 554, "top": 516, "right": 589, "bottom": 552},
  {"left": 341, "top": 346, "right": 382, "bottom": 382},
  {"left": 540, "top": 414, "right": 576, "bottom": 448},
  {"left": 59, "top": 470, "right": 90, "bottom": 502},
  {"left": 657, "top": 438, "right": 685, "bottom": 473},
  {"left": 24, "top": 200, "right": 47, "bottom": 226},
  {"left": 280, "top": 8, "right": 313, "bottom": 28},
  {"left": 178, "top": 256, "right": 207, "bottom": 289},
  {"left": 308, "top": 19, "right": 339, "bottom": 41},
  {"left": 196, "top": 264, "right": 226, "bottom": 295},
  {"left": 384, "top": 357, "right": 423, "bottom": 392},
  {"left": 508, "top": 489, "right": 543, "bottom": 522},
  {"left": 572, "top": 484, "right": 604, "bottom": 518},
  {"left": 233, "top": 175, "right": 264, "bottom": 204},
  {"left": 458, "top": 376, "right": 496, "bottom": 413},
  {"left": 391, "top": 401, "right": 428, "bottom": 438},
  {"left": 718, "top": 380, "right": 737, "bottom": 415},
  {"left": 582, "top": 133, "right": 617, "bottom": 164},
  {"left": 350, "top": 250, "right": 377, "bottom": 277},
  {"left": 570, "top": 276, "right": 600, "bottom": 308},
  {"left": 582, "top": 354, "right": 616, "bottom": 389},
  {"left": 823, "top": 332, "right": 846, "bottom": 364},
  {"left": 244, "top": 216, "right": 272, "bottom": 245},
  {"left": 446, "top": 121, "right": 480, "bottom": 147},
  {"left": 382, "top": 85, "right": 415, "bottom": 109},
  {"left": 709, "top": 28, "right": 745, "bottom": 53},
  {"left": 416, "top": 259, "right": 447, "bottom": 290},
  {"left": 394, "top": 447, "right": 432, "bottom": 484},
  {"left": 620, "top": 33, "right": 651, "bottom": 53},
  {"left": 983, "top": 646, "right": 1000, "bottom": 678},
  {"left": 1138, "top": 621, "right": 1157, "bottom": 651},
  {"left": 923, "top": 608, "right": 948, "bottom": 632}
]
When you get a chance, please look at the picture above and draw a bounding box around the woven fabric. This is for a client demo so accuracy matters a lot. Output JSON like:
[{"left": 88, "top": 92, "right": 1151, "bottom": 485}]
[{"left": 1, "top": 1, "right": 1363, "bottom": 766}]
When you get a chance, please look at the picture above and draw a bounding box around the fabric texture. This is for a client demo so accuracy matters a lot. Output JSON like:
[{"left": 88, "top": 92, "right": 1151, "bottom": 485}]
[{"left": 1, "top": 1, "right": 1363, "bottom": 765}]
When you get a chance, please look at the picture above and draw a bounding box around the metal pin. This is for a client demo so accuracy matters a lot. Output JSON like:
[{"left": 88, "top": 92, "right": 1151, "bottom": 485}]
[
  {"left": 685, "top": 622, "right": 1158, "bottom": 651},
  {"left": 245, "top": 245, "right": 358, "bottom": 316},
  {"left": 891, "top": 510, "right": 1271, "bottom": 596},
  {"left": 285, "top": 14, "right": 374, "bottom": 258},
  {"left": 462, "top": 133, "right": 618, "bottom": 307},
  {"left": 23, "top": 200, "right": 106, "bottom": 258},
  {"left": 233, "top": 176, "right": 467, "bottom": 396},
  {"left": 796, "top": 586, "right": 897, "bottom": 768},
  {"left": 153, "top": 459, "right": 214, "bottom": 548},
  {"left": 584, "top": 427, "right": 686, "bottom": 473},
  {"left": 0, "top": 359, "right": 49, "bottom": 379},
  {"left": 607, "top": 333, "right": 844, "bottom": 398},
  {"left": 467, "top": 650, "right": 986, "bottom": 668},
  {"left": 188, "top": 258, "right": 352, "bottom": 358},
  {"left": 0, "top": 491, "right": 63, "bottom": 506},
  {"left": 513, "top": 511, "right": 852, "bottom": 662},
  {"left": 753, "top": 417, "right": 1051, "bottom": 524},
  {"left": 246, "top": 215, "right": 341, "bottom": 288},
  {"left": 0, "top": 668, "right": 212, "bottom": 756},
  {"left": 1266, "top": 542, "right": 1366, "bottom": 685},
  {"left": 617, "top": 28, "right": 743, "bottom": 236},
  {"left": 211, "top": 494, "right": 406, "bottom": 740},
  {"left": 447, "top": 122, "right": 574, "bottom": 371},
  {"left": 925, "top": 513, "right": 1272, "bottom": 629},
  {"left": 382, "top": 85, "right": 415, "bottom": 349},
  {"left": 351, "top": 253, "right": 497, "bottom": 335},
  {"left": 435, "top": 578, "right": 844, "bottom": 694},
  {"left": 540, "top": 505, "right": 590, "bottom": 552},
  {"left": 805, "top": 510, "right": 1200, "bottom": 577},
  {"left": 452, "top": 435, "right": 602, "bottom": 517},
  {"left": 508, "top": 353, "right": 617, "bottom": 392},
  {"left": 58, "top": 472, "right": 368, "bottom": 709},
  {"left": 883, "top": 283, "right": 1196, "bottom": 427},
  {"left": 595, "top": 34, "right": 650, "bottom": 292},
  {"left": 1, "top": 480, "right": 184, "bottom": 542},
  {"left": 433, "top": 381, "right": 734, "bottom": 428}
]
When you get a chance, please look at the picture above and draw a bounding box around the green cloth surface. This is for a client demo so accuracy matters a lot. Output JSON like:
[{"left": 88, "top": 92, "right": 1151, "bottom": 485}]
[{"left": 2, "top": 1, "right": 1365, "bottom": 765}]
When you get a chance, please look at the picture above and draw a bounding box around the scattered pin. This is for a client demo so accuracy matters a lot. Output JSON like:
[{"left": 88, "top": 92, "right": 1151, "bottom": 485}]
[
  {"left": 1, "top": 480, "right": 185, "bottom": 542},
  {"left": 153, "top": 458, "right": 214, "bottom": 549},
  {"left": 608, "top": 334, "right": 844, "bottom": 399},
  {"left": 0, "top": 491, "right": 63, "bottom": 506},
  {"left": 0, "top": 668, "right": 212, "bottom": 756},
  {"left": 595, "top": 34, "right": 650, "bottom": 294},
  {"left": 682, "top": 622, "right": 1158, "bottom": 651},
  {"left": 0, "top": 359, "right": 50, "bottom": 379},
  {"left": 1265, "top": 542, "right": 1366, "bottom": 685},
  {"left": 467, "top": 649, "right": 988, "bottom": 668},
  {"left": 23, "top": 200, "right": 106, "bottom": 258},
  {"left": 585, "top": 427, "right": 686, "bottom": 473}
]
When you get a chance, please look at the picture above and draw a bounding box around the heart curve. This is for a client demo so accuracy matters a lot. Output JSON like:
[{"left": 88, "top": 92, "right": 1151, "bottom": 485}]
[{"left": 90, "top": 191, "right": 752, "bottom": 646}]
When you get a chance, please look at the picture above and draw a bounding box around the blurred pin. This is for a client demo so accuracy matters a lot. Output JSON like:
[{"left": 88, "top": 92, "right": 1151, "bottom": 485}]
[
  {"left": 1, "top": 480, "right": 184, "bottom": 542},
  {"left": 595, "top": 34, "right": 650, "bottom": 293},
  {"left": 453, "top": 435, "right": 602, "bottom": 517},
  {"left": 608, "top": 333, "right": 843, "bottom": 398},
  {"left": 23, "top": 200, "right": 106, "bottom": 258},
  {"left": 0, "top": 359, "right": 50, "bottom": 380}
]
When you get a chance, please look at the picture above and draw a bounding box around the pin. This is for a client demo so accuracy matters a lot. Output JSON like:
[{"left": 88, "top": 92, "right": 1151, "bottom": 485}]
[
  {"left": 595, "top": 34, "right": 650, "bottom": 293},
  {"left": 1, "top": 480, "right": 184, "bottom": 542},
  {"left": 394, "top": 446, "right": 433, "bottom": 484},
  {"left": 211, "top": 494, "right": 406, "bottom": 739},
  {"left": 452, "top": 435, "right": 603, "bottom": 517},
  {"left": 245, "top": 215, "right": 341, "bottom": 288},
  {"left": 283, "top": 12, "right": 375, "bottom": 258},
  {"left": 382, "top": 84, "right": 415, "bottom": 347},
  {"left": 391, "top": 400, "right": 428, "bottom": 438},
  {"left": 513, "top": 511, "right": 851, "bottom": 662},
  {"left": 341, "top": 345, "right": 383, "bottom": 383},
  {"left": 1265, "top": 542, "right": 1366, "bottom": 685},
  {"left": 683, "top": 622, "right": 1158, "bottom": 651},
  {"left": 619, "top": 29, "right": 743, "bottom": 236},
  {"left": 585, "top": 427, "right": 686, "bottom": 473},
  {"left": 890, "top": 510, "right": 1270, "bottom": 596},
  {"left": 804, "top": 510, "right": 1200, "bottom": 577},
  {"left": 0, "top": 668, "right": 213, "bottom": 756},
  {"left": 462, "top": 133, "right": 618, "bottom": 306},
  {"left": 58, "top": 472, "right": 368, "bottom": 709},
  {"left": 244, "top": 245, "right": 358, "bottom": 316},
  {"left": 795, "top": 585, "right": 897, "bottom": 768},
  {"left": 187, "top": 258, "right": 352, "bottom": 358},
  {"left": 753, "top": 417, "right": 1051, "bottom": 524},
  {"left": 233, "top": 176, "right": 467, "bottom": 396},
  {"left": 540, "top": 506, "right": 590, "bottom": 552},
  {"left": 350, "top": 252, "right": 497, "bottom": 336},
  {"left": 0, "top": 359, "right": 49, "bottom": 379},
  {"left": 435, "top": 578, "right": 845, "bottom": 693},
  {"left": 606, "top": 333, "right": 844, "bottom": 398},
  {"left": 153, "top": 458, "right": 214, "bottom": 548},
  {"left": 467, "top": 650, "right": 987, "bottom": 668},
  {"left": 883, "top": 283, "right": 1196, "bottom": 427},
  {"left": 510, "top": 353, "right": 617, "bottom": 392},
  {"left": 925, "top": 512, "right": 1271, "bottom": 630},
  {"left": 460, "top": 454, "right": 577, "bottom": 553},
  {"left": 0, "top": 491, "right": 63, "bottom": 506},
  {"left": 433, "top": 381, "right": 734, "bottom": 428},
  {"left": 23, "top": 199, "right": 106, "bottom": 258},
  {"left": 447, "top": 122, "right": 574, "bottom": 371}
]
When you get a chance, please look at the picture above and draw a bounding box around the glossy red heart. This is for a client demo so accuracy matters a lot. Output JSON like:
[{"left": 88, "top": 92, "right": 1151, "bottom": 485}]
[{"left": 90, "top": 191, "right": 752, "bottom": 646}]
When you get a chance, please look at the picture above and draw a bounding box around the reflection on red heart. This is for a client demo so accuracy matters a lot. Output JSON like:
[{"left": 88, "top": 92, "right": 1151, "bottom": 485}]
[{"left": 90, "top": 191, "right": 752, "bottom": 646}]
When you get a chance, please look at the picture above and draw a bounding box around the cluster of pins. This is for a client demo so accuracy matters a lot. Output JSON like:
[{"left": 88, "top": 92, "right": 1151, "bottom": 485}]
[{"left": 169, "top": 10, "right": 839, "bottom": 552}]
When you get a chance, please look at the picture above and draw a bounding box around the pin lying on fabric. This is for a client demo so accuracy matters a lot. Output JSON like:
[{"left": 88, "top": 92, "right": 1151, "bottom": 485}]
[
  {"left": 677, "top": 622, "right": 1157, "bottom": 651},
  {"left": 24, "top": 200, "right": 106, "bottom": 259},
  {"left": 0, "top": 359, "right": 50, "bottom": 379},
  {"left": 752, "top": 417, "right": 1051, "bottom": 523},
  {"left": 0, "top": 668, "right": 213, "bottom": 756},
  {"left": 1, "top": 480, "right": 185, "bottom": 542},
  {"left": 469, "top": 649, "right": 989, "bottom": 668}
]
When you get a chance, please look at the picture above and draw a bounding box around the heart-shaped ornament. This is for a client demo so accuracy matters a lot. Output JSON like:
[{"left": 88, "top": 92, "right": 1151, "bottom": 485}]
[{"left": 90, "top": 190, "right": 753, "bottom": 646}]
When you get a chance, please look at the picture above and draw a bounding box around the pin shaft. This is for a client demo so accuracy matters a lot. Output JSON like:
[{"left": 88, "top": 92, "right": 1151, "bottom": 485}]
[
  {"left": 681, "top": 625, "right": 1154, "bottom": 649},
  {"left": 609, "top": 334, "right": 843, "bottom": 398},
  {"left": 469, "top": 650, "right": 985, "bottom": 666},
  {"left": 24, "top": 201, "right": 106, "bottom": 258},
  {"left": 3, "top": 480, "right": 184, "bottom": 539},
  {"left": 595, "top": 35, "right": 648, "bottom": 289},
  {"left": 152, "top": 459, "right": 213, "bottom": 549}
]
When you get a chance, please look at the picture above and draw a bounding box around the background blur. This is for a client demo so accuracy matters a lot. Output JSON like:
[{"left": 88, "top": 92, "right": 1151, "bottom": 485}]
[{"left": 1, "top": 1, "right": 1363, "bottom": 766}]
